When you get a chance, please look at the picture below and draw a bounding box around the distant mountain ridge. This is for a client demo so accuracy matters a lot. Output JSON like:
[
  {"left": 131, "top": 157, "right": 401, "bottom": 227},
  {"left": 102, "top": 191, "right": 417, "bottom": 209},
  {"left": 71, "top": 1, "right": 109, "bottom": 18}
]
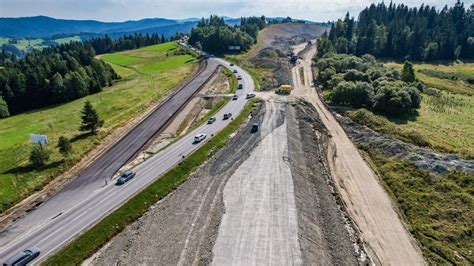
[
  {"left": 0, "top": 16, "right": 322, "bottom": 39},
  {"left": 0, "top": 16, "right": 242, "bottom": 38}
]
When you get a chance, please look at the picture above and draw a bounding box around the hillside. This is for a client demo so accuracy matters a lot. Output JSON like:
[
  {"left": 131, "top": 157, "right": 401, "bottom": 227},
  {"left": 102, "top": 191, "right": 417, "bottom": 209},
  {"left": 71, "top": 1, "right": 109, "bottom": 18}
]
[{"left": 0, "top": 42, "right": 198, "bottom": 214}]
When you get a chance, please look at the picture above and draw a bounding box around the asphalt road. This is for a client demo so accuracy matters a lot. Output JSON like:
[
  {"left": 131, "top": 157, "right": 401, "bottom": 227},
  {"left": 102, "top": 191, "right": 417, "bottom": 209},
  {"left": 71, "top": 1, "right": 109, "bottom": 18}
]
[{"left": 0, "top": 57, "right": 255, "bottom": 263}]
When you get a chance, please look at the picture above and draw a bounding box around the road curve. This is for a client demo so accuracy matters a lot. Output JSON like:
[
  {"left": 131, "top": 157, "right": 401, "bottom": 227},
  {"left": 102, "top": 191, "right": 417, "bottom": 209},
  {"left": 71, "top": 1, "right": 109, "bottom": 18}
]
[{"left": 0, "top": 57, "right": 255, "bottom": 263}]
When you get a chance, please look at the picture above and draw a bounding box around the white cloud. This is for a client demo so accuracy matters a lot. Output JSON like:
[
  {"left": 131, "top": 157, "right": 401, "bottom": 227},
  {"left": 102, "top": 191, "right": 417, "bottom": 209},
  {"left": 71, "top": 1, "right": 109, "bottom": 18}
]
[{"left": 0, "top": 0, "right": 468, "bottom": 22}]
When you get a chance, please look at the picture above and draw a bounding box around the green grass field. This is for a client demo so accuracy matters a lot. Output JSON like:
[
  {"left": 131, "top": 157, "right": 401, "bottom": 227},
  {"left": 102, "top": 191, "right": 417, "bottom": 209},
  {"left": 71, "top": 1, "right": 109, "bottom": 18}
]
[
  {"left": 385, "top": 62, "right": 474, "bottom": 96},
  {"left": 0, "top": 42, "right": 198, "bottom": 213},
  {"left": 53, "top": 36, "right": 81, "bottom": 44},
  {"left": 0, "top": 36, "right": 81, "bottom": 53},
  {"left": 352, "top": 62, "right": 474, "bottom": 158},
  {"left": 360, "top": 149, "right": 474, "bottom": 264}
]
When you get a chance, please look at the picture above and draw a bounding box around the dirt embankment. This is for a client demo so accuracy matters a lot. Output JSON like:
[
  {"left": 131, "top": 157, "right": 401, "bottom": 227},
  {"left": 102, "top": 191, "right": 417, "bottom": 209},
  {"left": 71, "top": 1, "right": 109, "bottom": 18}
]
[
  {"left": 245, "top": 23, "right": 328, "bottom": 91},
  {"left": 288, "top": 101, "right": 363, "bottom": 264}
]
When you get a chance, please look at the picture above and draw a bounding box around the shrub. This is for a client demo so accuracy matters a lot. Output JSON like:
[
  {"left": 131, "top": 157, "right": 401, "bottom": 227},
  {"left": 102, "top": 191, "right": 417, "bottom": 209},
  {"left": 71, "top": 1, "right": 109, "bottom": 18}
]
[
  {"left": 373, "top": 86, "right": 413, "bottom": 116},
  {"left": 343, "top": 69, "right": 366, "bottom": 82},
  {"left": 29, "top": 145, "right": 50, "bottom": 167},
  {"left": 331, "top": 81, "right": 374, "bottom": 108}
]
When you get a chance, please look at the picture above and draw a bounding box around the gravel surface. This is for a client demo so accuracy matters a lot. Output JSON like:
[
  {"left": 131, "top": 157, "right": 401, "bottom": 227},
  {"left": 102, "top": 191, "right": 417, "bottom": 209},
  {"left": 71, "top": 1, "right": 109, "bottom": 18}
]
[{"left": 212, "top": 100, "right": 302, "bottom": 265}]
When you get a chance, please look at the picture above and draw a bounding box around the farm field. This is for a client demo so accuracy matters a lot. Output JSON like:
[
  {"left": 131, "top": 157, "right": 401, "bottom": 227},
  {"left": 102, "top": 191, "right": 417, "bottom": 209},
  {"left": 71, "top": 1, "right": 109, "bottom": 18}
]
[
  {"left": 0, "top": 36, "right": 81, "bottom": 54},
  {"left": 0, "top": 42, "right": 198, "bottom": 213}
]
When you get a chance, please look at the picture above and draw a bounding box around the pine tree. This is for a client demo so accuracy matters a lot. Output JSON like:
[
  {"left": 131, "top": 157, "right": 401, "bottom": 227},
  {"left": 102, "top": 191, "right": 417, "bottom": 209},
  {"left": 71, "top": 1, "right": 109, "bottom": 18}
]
[
  {"left": 401, "top": 61, "right": 416, "bottom": 83},
  {"left": 79, "top": 101, "right": 104, "bottom": 134}
]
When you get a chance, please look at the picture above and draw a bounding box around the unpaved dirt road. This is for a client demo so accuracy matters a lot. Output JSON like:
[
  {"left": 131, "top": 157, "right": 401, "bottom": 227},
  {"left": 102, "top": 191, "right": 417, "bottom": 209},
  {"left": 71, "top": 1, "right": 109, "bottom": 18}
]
[
  {"left": 292, "top": 43, "right": 425, "bottom": 265},
  {"left": 212, "top": 101, "right": 302, "bottom": 265}
]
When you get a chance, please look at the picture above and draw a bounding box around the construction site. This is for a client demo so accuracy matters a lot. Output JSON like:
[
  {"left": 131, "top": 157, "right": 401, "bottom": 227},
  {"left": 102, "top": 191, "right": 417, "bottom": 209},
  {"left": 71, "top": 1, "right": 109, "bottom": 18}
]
[{"left": 82, "top": 23, "right": 431, "bottom": 265}]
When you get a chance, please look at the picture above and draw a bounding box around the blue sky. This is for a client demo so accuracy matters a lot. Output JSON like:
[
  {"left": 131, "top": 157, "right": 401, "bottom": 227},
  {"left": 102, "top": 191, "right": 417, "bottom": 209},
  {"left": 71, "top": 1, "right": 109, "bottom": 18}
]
[{"left": 0, "top": 0, "right": 469, "bottom": 22}]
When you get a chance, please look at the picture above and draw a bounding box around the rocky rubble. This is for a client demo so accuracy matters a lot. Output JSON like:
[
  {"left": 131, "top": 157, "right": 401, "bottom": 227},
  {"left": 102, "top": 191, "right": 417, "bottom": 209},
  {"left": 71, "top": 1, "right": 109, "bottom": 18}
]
[{"left": 335, "top": 113, "right": 474, "bottom": 175}]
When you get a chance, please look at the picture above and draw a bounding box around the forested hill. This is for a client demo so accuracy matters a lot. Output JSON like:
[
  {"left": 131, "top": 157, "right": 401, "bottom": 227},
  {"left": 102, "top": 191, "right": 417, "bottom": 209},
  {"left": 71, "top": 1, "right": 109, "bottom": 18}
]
[
  {"left": 318, "top": 1, "right": 473, "bottom": 61},
  {"left": 188, "top": 15, "right": 267, "bottom": 54},
  {"left": 0, "top": 42, "right": 119, "bottom": 117}
]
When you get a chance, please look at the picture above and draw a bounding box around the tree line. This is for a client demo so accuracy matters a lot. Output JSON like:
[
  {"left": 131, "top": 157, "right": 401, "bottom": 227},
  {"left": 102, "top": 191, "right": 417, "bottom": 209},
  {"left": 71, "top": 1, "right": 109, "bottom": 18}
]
[
  {"left": 318, "top": 1, "right": 473, "bottom": 61},
  {"left": 188, "top": 15, "right": 267, "bottom": 54},
  {"left": 85, "top": 33, "right": 167, "bottom": 55},
  {"left": 0, "top": 42, "right": 119, "bottom": 117}
]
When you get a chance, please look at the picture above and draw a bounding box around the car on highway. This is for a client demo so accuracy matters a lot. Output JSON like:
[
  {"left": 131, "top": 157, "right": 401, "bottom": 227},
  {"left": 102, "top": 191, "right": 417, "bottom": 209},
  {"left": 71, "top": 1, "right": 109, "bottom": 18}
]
[
  {"left": 233, "top": 69, "right": 238, "bottom": 73},
  {"left": 207, "top": 117, "right": 216, "bottom": 124},
  {"left": 230, "top": 63, "right": 234, "bottom": 66},
  {"left": 223, "top": 113, "right": 232, "bottom": 120},
  {"left": 251, "top": 123, "right": 259, "bottom": 133},
  {"left": 194, "top": 133, "right": 206, "bottom": 143},
  {"left": 232, "top": 94, "right": 238, "bottom": 100},
  {"left": 246, "top": 93, "right": 256, "bottom": 99},
  {"left": 116, "top": 171, "right": 136, "bottom": 185},
  {"left": 3, "top": 247, "right": 40, "bottom": 266},
  {"left": 238, "top": 84, "right": 243, "bottom": 90},
  {"left": 237, "top": 75, "right": 242, "bottom": 80}
]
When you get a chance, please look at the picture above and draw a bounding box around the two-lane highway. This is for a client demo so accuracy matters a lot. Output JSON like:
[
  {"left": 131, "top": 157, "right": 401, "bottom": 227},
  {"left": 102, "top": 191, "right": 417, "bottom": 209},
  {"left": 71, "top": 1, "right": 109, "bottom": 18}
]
[{"left": 0, "top": 57, "right": 255, "bottom": 263}]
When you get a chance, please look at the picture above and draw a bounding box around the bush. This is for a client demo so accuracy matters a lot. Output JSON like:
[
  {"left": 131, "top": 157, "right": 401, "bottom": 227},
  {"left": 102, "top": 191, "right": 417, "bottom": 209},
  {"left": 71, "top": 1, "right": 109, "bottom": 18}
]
[
  {"left": 343, "top": 69, "right": 368, "bottom": 82},
  {"left": 29, "top": 145, "right": 50, "bottom": 167},
  {"left": 331, "top": 81, "right": 374, "bottom": 108},
  {"left": 317, "top": 67, "right": 336, "bottom": 88},
  {"left": 373, "top": 86, "right": 413, "bottom": 116}
]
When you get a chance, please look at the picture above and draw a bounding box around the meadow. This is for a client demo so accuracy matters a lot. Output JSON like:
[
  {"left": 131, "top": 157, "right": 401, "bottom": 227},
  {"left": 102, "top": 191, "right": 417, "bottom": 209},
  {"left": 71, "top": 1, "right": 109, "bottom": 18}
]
[
  {"left": 0, "top": 36, "right": 82, "bottom": 53},
  {"left": 367, "top": 62, "right": 474, "bottom": 158},
  {"left": 0, "top": 42, "right": 198, "bottom": 213}
]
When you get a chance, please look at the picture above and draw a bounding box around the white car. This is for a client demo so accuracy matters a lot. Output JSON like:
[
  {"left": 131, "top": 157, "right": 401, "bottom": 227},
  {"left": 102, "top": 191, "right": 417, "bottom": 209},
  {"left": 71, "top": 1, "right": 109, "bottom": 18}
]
[
  {"left": 246, "top": 93, "right": 256, "bottom": 99},
  {"left": 194, "top": 133, "right": 206, "bottom": 143}
]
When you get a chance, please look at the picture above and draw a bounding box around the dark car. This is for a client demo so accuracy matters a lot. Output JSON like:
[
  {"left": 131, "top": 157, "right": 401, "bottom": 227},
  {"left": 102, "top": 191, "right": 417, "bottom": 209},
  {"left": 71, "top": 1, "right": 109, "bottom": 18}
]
[
  {"left": 232, "top": 94, "right": 238, "bottom": 100},
  {"left": 237, "top": 76, "right": 242, "bottom": 80},
  {"left": 223, "top": 113, "right": 232, "bottom": 120},
  {"left": 207, "top": 117, "right": 216, "bottom": 124},
  {"left": 230, "top": 63, "right": 234, "bottom": 66},
  {"left": 251, "top": 123, "right": 259, "bottom": 133},
  {"left": 233, "top": 69, "right": 238, "bottom": 73},
  {"left": 3, "top": 247, "right": 40, "bottom": 266},
  {"left": 238, "top": 84, "right": 243, "bottom": 90},
  {"left": 116, "top": 171, "right": 136, "bottom": 185}
]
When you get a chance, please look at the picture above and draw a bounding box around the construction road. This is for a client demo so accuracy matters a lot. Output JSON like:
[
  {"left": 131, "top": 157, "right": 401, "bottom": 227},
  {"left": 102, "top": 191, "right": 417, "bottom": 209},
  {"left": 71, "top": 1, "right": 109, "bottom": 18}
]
[
  {"left": 291, "top": 43, "right": 425, "bottom": 265},
  {"left": 212, "top": 101, "right": 302, "bottom": 265},
  {"left": 0, "top": 57, "right": 255, "bottom": 263}
]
